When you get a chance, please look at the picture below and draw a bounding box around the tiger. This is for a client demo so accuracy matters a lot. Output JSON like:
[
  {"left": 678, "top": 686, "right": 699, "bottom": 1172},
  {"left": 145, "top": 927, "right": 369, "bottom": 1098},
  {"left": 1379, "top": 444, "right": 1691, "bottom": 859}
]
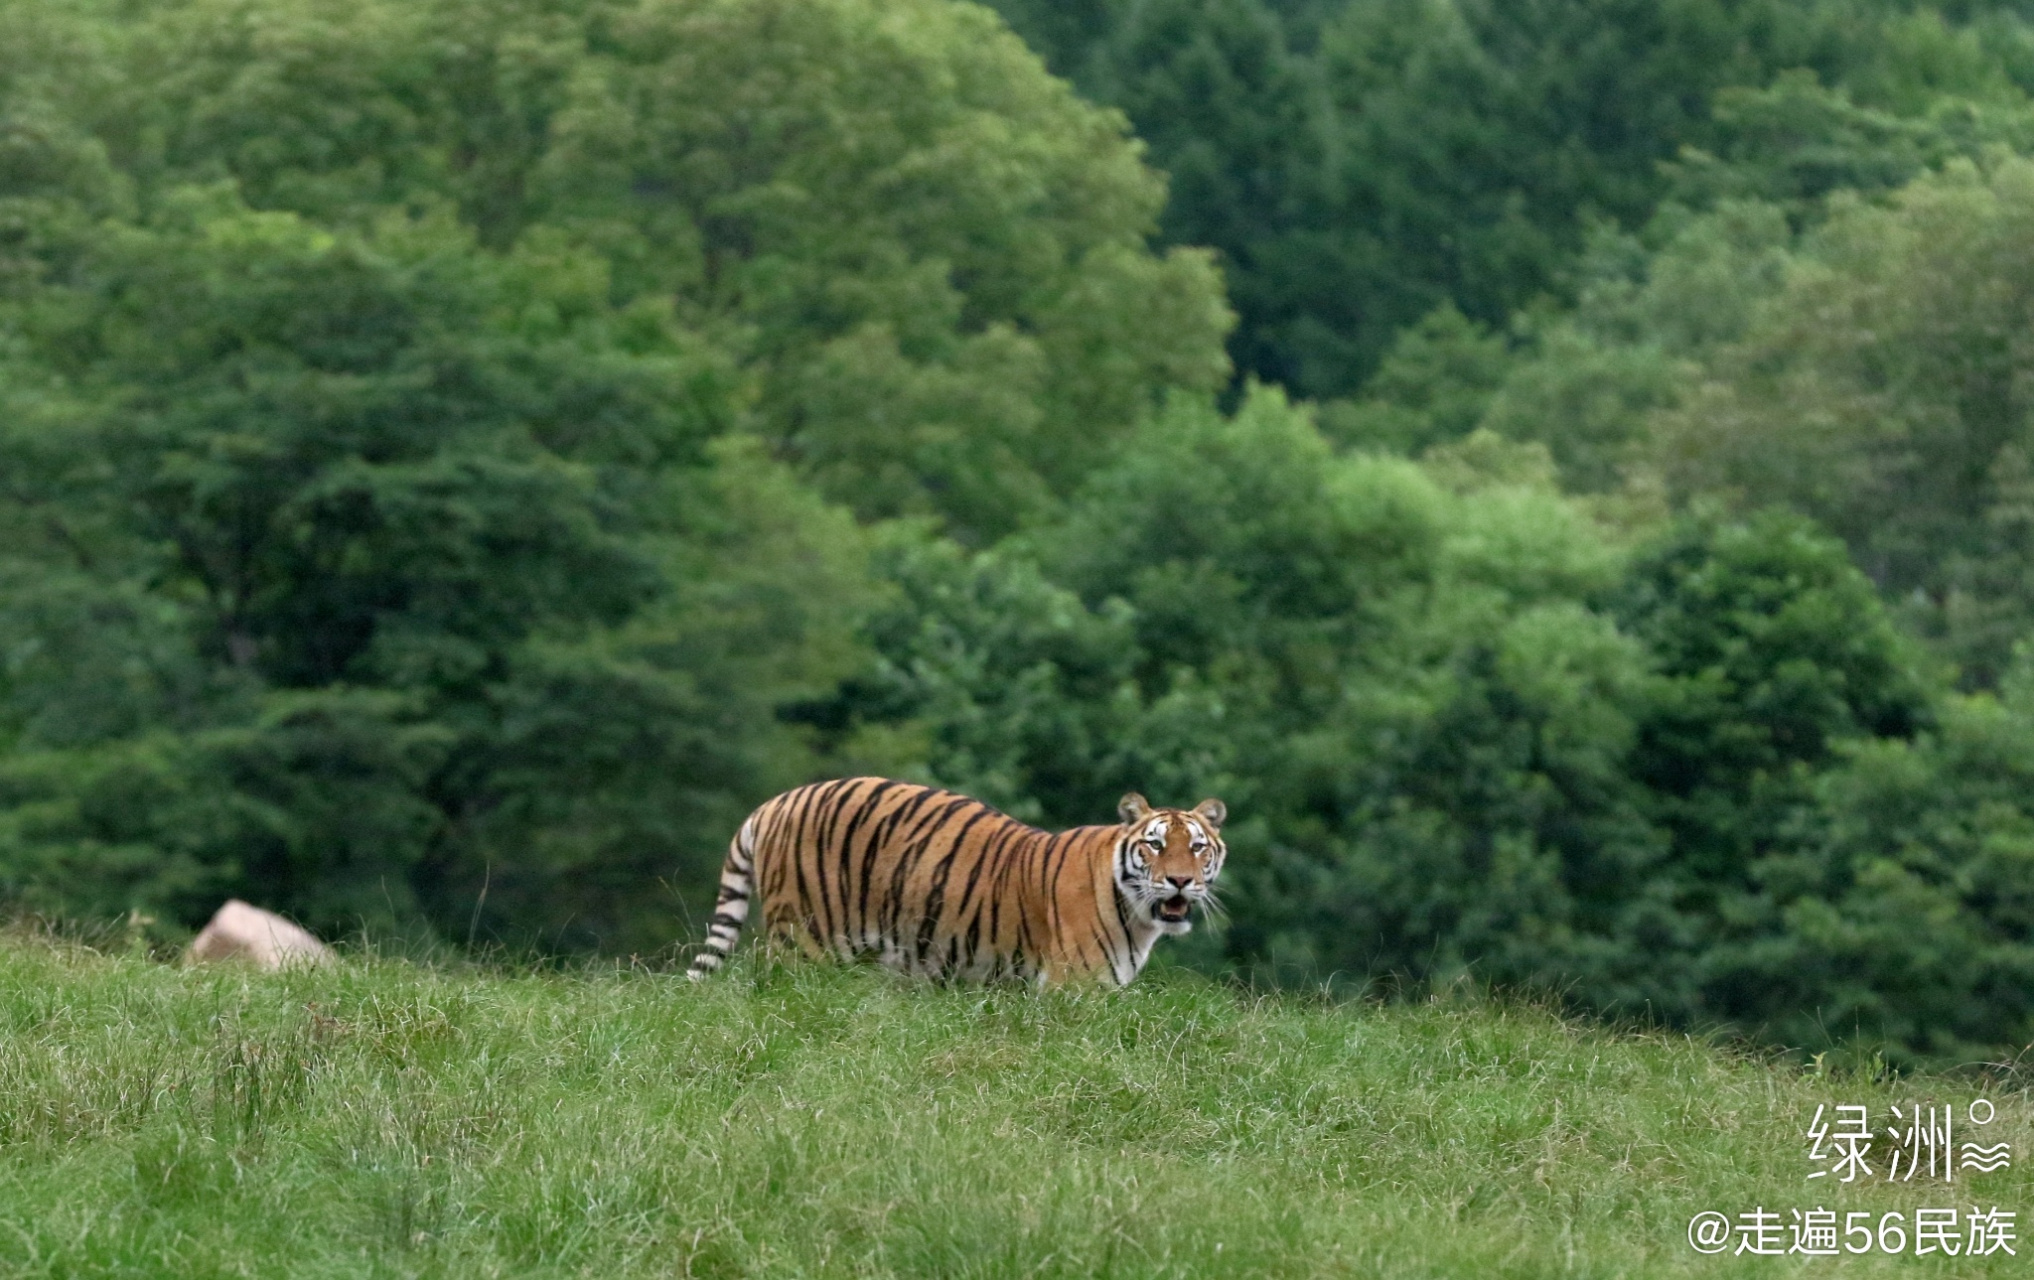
[{"left": 685, "top": 777, "right": 1228, "bottom": 986}]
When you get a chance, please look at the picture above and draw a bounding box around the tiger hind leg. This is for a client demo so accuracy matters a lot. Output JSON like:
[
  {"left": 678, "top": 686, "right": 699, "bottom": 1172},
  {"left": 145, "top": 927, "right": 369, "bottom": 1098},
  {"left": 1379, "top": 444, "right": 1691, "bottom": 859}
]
[{"left": 687, "top": 817, "right": 757, "bottom": 980}]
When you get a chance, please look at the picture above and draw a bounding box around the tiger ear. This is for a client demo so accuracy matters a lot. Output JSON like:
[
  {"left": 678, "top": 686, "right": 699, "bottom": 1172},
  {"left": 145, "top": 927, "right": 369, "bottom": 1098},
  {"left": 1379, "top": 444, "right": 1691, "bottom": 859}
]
[
  {"left": 1118, "top": 793, "right": 1152, "bottom": 824},
  {"left": 1192, "top": 798, "right": 1227, "bottom": 830}
]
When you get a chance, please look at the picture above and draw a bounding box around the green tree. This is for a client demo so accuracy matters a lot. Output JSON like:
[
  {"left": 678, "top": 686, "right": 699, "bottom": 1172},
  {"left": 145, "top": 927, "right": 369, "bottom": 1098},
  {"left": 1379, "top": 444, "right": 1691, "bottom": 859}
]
[
  {"left": 991, "top": 0, "right": 2034, "bottom": 402},
  {"left": 0, "top": 0, "right": 1235, "bottom": 946},
  {"left": 1753, "top": 665, "right": 2034, "bottom": 1060},
  {"left": 1653, "top": 155, "right": 2034, "bottom": 685},
  {"left": 1468, "top": 200, "right": 1794, "bottom": 491},
  {"left": 72, "top": 0, "right": 1231, "bottom": 539},
  {"left": 0, "top": 194, "right": 872, "bottom": 950},
  {"left": 1598, "top": 512, "right": 1933, "bottom": 1019},
  {"left": 1316, "top": 305, "right": 1514, "bottom": 456},
  {"left": 836, "top": 388, "right": 1662, "bottom": 993}
]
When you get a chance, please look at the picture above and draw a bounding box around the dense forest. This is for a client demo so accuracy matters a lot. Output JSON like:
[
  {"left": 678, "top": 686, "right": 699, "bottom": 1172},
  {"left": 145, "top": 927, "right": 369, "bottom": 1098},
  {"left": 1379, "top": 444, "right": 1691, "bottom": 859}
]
[{"left": 11, "top": 0, "right": 2034, "bottom": 1063}]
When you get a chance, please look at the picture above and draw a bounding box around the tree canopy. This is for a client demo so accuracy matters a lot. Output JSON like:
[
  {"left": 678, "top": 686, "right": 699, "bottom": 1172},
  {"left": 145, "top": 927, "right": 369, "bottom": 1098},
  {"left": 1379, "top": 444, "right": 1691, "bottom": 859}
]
[
  {"left": 12, "top": 0, "right": 2034, "bottom": 1065},
  {"left": 986, "top": 0, "right": 2034, "bottom": 399}
]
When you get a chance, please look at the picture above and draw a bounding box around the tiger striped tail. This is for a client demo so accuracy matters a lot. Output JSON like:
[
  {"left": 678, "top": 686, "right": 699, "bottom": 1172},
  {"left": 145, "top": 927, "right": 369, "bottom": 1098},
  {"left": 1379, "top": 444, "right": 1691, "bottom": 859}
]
[{"left": 687, "top": 816, "right": 758, "bottom": 979}]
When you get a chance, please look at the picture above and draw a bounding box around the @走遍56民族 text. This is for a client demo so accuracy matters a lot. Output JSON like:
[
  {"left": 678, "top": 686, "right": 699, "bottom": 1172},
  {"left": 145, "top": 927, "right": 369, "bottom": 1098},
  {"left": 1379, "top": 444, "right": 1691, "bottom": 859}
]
[{"left": 1688, "top": 1098, "right": 2018, "bottom": 1258}]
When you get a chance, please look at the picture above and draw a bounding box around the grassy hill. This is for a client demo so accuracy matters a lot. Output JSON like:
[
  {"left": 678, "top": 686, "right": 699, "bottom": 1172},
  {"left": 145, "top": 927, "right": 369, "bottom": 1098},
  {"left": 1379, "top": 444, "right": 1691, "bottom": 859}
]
[{"left": 1, "top": 934, "right": 2028, "bottom": 1277}]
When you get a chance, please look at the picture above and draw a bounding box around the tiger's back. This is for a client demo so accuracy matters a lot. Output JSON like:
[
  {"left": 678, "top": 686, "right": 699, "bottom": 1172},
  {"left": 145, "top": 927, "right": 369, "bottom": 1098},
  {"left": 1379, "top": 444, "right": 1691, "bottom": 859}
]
[{"left": 686, "top": 777, "right": 1227, "bottom": 986}]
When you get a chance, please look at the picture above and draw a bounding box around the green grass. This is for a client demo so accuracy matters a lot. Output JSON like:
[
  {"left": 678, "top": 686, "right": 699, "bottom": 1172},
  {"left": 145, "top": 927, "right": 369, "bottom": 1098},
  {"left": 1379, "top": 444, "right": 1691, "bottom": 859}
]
[{"left": 1, "top": 936, "right": 2029, "bottom": 1277}]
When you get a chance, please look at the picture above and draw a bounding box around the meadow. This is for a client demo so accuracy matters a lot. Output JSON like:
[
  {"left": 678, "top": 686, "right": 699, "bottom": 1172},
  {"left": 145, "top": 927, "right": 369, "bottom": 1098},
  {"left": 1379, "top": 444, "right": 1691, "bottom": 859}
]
[{"left": 2, "top": 934, "right": 2028, "bottom": 1278}]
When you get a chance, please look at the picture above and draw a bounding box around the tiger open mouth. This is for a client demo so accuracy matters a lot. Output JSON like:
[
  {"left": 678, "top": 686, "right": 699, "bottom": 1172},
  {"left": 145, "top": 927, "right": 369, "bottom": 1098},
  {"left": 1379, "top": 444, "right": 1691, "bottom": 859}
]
[{"left": 1156, "top": 896, "right": 1192, "bottom": 923}]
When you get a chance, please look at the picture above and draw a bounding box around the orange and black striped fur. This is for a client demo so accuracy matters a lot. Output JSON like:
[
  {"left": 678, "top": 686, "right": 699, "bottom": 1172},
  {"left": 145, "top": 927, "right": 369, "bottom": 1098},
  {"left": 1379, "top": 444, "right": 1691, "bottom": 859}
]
[{"left": 686, "top": 778, "right": 1229, "bottom": 986}]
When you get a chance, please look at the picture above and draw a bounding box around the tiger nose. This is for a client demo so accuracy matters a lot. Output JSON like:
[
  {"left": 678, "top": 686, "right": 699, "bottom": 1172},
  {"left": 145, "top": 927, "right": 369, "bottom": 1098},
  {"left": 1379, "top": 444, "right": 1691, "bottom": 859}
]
[{"left": 1165, "top": 875, "right": 1195, "bottom": 891}]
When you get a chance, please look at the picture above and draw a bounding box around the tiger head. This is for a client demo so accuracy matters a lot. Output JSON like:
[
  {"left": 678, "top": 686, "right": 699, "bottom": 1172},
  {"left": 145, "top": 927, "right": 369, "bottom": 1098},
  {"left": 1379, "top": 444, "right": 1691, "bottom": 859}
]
[{"left": 1114, "top": 792, "right": 1228, "bottom": 935}]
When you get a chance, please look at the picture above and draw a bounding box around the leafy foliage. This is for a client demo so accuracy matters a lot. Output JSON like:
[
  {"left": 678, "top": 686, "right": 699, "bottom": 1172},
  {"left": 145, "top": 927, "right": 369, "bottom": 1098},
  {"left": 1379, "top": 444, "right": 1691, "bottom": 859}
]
[
  {"left": 1650, "top": 157, "right": 2034, "bottom": 686},
  {"left": 987, "top": 0, "right": 2034, "bottom": 399},
  {"left": 11, "top": 0, "right": 2034, "bottom": 1068},
  {"left": 72, "top": 0, "right": 1232, "bottom": 540},
  {"left": 820, "top": 388, "right": 2032, "bottom": 1060},
  {"left": 0, "top": 185, "right": 879, "bottom": 951}
]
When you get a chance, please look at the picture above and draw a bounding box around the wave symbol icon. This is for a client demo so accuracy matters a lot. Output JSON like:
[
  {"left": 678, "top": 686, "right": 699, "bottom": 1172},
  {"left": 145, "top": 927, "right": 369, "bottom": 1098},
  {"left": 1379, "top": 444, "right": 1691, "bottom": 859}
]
[{"left": 1960, "top": 1142, "right": 2012, "bottom": 1172}]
